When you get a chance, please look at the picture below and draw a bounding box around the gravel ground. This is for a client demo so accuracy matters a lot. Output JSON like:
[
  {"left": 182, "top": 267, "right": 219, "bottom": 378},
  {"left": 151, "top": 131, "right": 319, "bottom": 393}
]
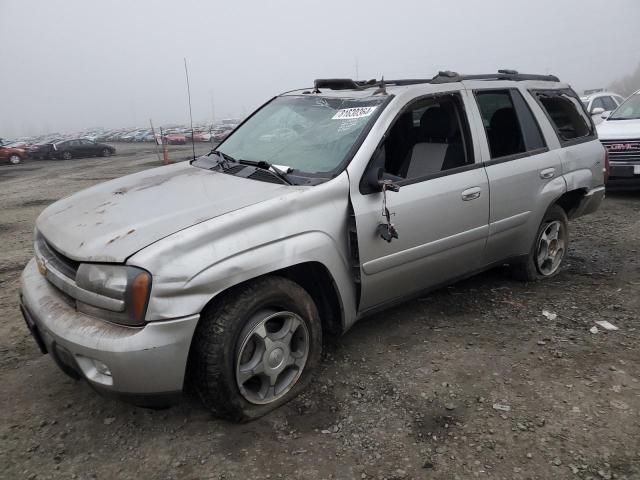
[{"left": 1, "top": 144, "right": 639, "bottom": 480}]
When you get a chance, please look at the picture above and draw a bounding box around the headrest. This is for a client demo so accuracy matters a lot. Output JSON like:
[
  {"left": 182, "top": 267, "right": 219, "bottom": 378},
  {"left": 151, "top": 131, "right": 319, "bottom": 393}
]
[
  {"left": 490, "top": 108, "right": 518, "bottom": 131},
  {"left": 419, "top": 107, "right": 455, "bottom": 141}
]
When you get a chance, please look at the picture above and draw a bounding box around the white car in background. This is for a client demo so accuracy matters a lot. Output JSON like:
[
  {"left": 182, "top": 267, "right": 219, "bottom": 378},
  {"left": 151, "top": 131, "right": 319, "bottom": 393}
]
[
  {"left": 597, "top": 89, "right": 640, "bottom": 189},
  {"left": 581, "top": 90, "right": 626, "bottom": 125}
]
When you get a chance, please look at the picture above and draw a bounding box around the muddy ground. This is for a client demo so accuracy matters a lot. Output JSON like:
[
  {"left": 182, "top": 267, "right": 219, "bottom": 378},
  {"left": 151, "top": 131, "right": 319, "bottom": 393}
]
[{"left": 1, "top": 143, "right": 639, "bottom": 480}]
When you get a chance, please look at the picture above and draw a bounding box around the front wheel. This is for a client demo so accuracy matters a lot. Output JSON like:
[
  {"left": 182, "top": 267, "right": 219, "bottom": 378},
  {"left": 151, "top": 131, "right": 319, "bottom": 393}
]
[
  {"left": 101, "top": 148, "right": 111, "bottom": 157},
  {"left": 61, "top": 151, "right": 72, "bottom": 160},
  {"left": 189, "top": 276, "right": 322, "bottom": 422},
  {"left": 8, "top": 154, "right": 21, "bottom": 165},
  {"left": 512, "top": 204, "right": 569, "bottom": 281}
]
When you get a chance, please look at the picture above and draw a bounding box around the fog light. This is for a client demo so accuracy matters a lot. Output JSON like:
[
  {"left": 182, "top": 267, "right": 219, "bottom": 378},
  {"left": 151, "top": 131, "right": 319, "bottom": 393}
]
[{"left": 93, "top": 359, "right": 112, "bottom": 377}]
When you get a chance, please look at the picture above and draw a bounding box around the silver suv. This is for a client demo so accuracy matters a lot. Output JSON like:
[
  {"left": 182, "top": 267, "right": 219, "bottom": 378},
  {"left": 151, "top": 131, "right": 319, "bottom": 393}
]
[{"left": 19, "top": 70, "right": 605, "bottom": 420}]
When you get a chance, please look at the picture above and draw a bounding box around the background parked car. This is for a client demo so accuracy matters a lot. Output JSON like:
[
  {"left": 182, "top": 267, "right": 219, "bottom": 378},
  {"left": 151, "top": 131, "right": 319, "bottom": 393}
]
[
  {"left": 0, "top": 143, "right": 27, "bottom": 164},
  {"left": 191, "top": 131, "right": 212, "bottom": 142},
  {"left": 28, "top": 139, "right": 60, "bottom": 159},
  {"left": 53, "top": 139, "right": 116, "bottom": 160},
  {"left": 163, "top": 133, "right": 187, "bottom": 145},
  {"left": 211, "top": 127, "right": 234, "bottom": 143},
  {"left": 581, "top": 90, "right": 626, "bottom": 124},
  {"left": 597, "top": 89, "right": 640, "bottom": 189}
]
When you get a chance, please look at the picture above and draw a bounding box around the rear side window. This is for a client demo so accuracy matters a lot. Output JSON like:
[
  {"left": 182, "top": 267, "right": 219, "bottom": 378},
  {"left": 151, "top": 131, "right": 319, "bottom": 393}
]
[
  {"left": 475, "top": 89, "right": 546, "bottom": 159},
  {"left": 532, "top": 89, "right": 594, "bottom": 144}
]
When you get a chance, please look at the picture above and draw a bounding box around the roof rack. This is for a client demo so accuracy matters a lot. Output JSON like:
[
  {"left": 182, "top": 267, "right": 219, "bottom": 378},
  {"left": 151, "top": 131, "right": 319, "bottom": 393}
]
[
  {"left": 311, "top": 70, "right": 560, "bottom": 92},
  {"left": 461, "top": 71, "right": 561, "bottom": 82}
]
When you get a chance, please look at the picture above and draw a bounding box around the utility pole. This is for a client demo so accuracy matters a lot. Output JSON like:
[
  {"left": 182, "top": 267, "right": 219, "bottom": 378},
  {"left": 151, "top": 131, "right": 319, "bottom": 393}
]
[{"left": 149, "top": 119, "right": 161, "bottom": 163}]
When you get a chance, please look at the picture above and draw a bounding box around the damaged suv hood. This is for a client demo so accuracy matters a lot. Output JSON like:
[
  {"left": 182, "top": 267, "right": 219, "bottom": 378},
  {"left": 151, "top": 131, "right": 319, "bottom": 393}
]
[{"left": 36, "top": 162, "right": 290, "bottom": 262}]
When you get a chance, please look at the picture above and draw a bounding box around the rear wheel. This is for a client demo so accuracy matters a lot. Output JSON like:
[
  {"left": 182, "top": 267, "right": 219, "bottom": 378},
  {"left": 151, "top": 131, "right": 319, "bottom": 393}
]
[
  {"left": 190, "top": 276, "right": 322, "bottom": 421},
  {"left": 61, "top": 151, "right": 72, "bottom": 160},
  {"left": 101, "top": 148, "right": 111, "bottom": 157},
  {"left": 512, "top": 204, "right": 568, "bottom": 281},
  {"left": 8, "top": 154, "right": 21, "bottom": 165}
]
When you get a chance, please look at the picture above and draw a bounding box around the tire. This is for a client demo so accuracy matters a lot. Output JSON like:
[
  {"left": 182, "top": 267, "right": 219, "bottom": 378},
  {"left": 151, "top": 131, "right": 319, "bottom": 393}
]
[
  {"left": 100, "top": 148, "right": 111, "bottom": 157},
  {"left": 189, "top": 276, "right": 322, "bottom": 422},
  {"left": 512, "top": 204, "right": 569, "bottom": 281},
  {"left": 61, "top": 151, "right": 72, "bottom": 160},
  {"left": 8, "top": 154, "right": 21, "bottom": 165}
]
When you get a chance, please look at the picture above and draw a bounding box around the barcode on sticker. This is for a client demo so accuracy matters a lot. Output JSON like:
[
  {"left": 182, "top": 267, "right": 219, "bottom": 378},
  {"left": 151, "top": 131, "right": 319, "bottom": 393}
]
[{"left": 332, "top": 106, "right": 377, "bottom": 120}]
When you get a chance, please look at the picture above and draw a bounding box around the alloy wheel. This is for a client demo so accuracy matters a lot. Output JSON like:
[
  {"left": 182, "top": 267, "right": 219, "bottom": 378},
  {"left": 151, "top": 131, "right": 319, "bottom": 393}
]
[
  {"left": 235, "top": 310, "right": 309, "bottom": 405},
  {"left": 535, "top": 220, "right": 566, "bottom": 276}
]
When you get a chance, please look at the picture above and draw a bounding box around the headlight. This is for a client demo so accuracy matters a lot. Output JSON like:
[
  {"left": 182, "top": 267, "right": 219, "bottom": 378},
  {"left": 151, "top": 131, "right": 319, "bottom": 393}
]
[{"left": 75, "top": 264, "right": 152, "bottom": 326}]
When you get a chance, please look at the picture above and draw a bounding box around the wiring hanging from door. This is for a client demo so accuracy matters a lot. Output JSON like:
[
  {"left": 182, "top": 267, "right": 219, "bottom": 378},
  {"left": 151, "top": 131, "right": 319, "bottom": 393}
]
[{"left": 376, "top": 180, "right": 399, "bottom": 242}]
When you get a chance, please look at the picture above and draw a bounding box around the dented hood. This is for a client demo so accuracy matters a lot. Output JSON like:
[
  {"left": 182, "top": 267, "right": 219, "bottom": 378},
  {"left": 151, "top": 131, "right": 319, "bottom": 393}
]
[{"left": 36, "top": 162, "right": 289, "bottom": 262}]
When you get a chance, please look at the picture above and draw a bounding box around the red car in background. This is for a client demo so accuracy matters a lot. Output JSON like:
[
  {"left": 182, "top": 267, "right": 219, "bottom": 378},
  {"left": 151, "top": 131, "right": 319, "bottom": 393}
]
[
  {"left": 0, "top": 143, "right": 27, "bottom": 164},
  {"left": 163, "top": 133, "right": 187, "bottom": 145}
]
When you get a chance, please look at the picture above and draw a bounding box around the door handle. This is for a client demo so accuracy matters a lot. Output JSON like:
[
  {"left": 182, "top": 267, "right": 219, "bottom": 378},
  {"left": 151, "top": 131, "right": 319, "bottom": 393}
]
[
  {"left": 540, "top": 167, "right": 555, "bottom": 179},
  {"left": 461, "top": 187, "right": 482, "bottom": 201}
]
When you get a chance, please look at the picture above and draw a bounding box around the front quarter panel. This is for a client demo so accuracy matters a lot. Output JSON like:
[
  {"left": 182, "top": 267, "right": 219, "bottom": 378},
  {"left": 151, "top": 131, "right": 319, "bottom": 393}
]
[{"left": 127, "top": 173, "right": 356, "bottom": 329}]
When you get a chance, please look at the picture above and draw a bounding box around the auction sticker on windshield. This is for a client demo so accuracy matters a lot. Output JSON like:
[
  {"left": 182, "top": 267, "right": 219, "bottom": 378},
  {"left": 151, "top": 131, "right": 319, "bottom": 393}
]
[{"left": 332, "top": 106, "right": 378, "bottom": 120}]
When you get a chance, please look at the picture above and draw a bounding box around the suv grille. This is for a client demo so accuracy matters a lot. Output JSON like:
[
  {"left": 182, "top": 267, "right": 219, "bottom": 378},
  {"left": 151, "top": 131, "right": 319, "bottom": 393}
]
[
  {"left": 35, "top": 233, "right": 79, "bottom": 279},
  {"left": 601, "top": 139, "right": 640, "bottom": 163}
]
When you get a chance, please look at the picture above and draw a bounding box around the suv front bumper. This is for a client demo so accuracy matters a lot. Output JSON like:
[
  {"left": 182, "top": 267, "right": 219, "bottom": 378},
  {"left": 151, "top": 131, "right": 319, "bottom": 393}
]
[{"left": 19, "top": 258, "right": 199, "bottom": 407}]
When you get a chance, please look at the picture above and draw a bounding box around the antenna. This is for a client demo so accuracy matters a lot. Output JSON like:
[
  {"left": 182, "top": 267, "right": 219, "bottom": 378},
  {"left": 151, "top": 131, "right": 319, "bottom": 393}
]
[
  {"left": 372, "top": 76, "right": 387, "bottom": 96},
  {"left": 184, "top": 57, "right": 196, "bottom": 161}
]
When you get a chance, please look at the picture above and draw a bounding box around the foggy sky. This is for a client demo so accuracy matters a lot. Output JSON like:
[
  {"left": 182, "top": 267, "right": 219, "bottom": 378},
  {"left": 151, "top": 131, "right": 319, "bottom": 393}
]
[{"left": 1, "top": 0, "right": 639, "bottom": 138}]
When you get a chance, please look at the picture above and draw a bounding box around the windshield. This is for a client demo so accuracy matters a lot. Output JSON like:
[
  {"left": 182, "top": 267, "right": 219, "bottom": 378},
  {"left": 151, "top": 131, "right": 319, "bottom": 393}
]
[
  {"left": 609, "top": 93, "right": 640, "bottom": 120},
  {"left": 217, "top": 95, "right": 387, "bottom": 174}
]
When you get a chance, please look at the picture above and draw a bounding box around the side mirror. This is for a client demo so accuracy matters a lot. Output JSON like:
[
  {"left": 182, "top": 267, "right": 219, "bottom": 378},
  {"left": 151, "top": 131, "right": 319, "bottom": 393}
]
[
  {"left": 367, "top": 167, "right": 401, "bottom": 192},
  {"left": 591, "top": 107, "right": 605, "bottom": 116},
  {"left": 601, "top": 111, "right": 611, "bottom": 120}
]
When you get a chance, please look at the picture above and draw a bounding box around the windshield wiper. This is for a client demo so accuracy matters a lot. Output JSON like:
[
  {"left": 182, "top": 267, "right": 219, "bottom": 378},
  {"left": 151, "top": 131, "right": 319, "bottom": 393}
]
[
  {"left": 206, "top": 151, "right": 293, "bottom": 185},
  {"left": 208, "top": 149, "right": 236, "bottom": 164},
  {"left": 237, "top": 159, "right": 294, "bottom": 185}
]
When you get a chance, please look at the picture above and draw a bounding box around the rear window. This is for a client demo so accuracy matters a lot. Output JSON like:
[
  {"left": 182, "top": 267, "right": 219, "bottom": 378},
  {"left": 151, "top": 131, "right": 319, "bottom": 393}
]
[{"left": 531, "top": 89, "right": 594, "bottom": 144}]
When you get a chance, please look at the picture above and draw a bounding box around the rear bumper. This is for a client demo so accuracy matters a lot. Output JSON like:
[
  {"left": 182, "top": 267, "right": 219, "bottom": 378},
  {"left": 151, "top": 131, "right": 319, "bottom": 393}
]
[
  {"left": 19, "top": 258, "right": 199, "bottom": 407},
  {"left": 571, "top": 185, "right": 605, "bottom": 219}
]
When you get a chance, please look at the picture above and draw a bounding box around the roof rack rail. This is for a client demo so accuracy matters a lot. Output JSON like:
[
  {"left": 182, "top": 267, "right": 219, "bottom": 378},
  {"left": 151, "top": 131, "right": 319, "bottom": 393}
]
[
  {"left": 313, "top": 78, "right": 364, "bottom": 91},
  {"left": 462, "top": 72, "right": 560, "bottom": 82},
  {"left": 311, "top": 70, "right": 559, "bottom": 92},
  {"left": 431, "top": 70, "right": 462, "bottom": 83}
]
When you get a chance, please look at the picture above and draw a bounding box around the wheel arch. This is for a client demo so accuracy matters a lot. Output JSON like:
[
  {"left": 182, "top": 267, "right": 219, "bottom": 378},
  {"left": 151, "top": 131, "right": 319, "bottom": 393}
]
[
  {"left": 553, "top": 187, "right": 588, "bottom": 219},
  {"left": 197, "top": 261, "right": 345, "bottom": 337}
]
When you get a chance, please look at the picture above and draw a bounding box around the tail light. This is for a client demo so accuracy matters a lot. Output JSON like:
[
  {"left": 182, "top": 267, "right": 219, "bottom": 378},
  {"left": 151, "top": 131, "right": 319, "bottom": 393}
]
[{"left": 603, "top": 148, "right": 610, "bottom": 183}]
